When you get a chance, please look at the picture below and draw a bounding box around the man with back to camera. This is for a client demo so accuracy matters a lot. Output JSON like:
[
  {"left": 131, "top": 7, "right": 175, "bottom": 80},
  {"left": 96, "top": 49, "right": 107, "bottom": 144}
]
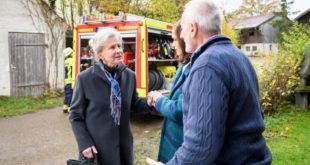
[{"left": 147, "top": 0, "right": 272, "bottom": 164}]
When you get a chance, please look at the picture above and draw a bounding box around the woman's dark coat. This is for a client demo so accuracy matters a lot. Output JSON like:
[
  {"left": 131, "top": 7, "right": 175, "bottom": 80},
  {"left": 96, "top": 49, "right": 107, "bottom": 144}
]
[{"left": 69, "top": 63, "right": 149, "bottom": 165}]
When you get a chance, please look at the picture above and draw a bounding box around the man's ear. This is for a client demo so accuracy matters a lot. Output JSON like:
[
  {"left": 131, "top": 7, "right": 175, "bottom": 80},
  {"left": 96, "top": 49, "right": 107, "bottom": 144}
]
[{"left": 190, "top": 22, "right": 199, "bottom": 38}]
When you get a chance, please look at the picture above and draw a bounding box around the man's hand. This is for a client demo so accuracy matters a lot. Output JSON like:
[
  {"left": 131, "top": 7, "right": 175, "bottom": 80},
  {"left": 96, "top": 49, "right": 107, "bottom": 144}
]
[
  {"left": 146, "top": 158, "right": 164, "bottom": 165},
  {"left": 82, "top": 145, "right": 98, "bottom": 158}
]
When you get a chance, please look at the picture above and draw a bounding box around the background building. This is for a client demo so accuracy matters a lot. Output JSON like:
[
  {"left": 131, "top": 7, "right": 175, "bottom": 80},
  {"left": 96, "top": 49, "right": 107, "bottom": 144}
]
[
  {"left": 232, "top": 14, "right": 279, "bottom": 56},
  {"left": 0, "top": 0, "right": 67, "bottom": 96},
  {"left": 295, "top": 8, "right": 310, "bottom": 24}
]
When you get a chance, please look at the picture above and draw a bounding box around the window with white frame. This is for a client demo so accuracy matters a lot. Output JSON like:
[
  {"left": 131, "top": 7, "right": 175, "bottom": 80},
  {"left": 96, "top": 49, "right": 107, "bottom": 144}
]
[{"left": 246, "top": 46, "right": 250, "bottom": 51}]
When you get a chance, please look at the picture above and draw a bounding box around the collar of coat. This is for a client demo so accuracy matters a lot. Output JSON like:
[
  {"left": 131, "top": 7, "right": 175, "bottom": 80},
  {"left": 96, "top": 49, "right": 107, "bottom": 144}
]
[
  {"left": 190, "top": 34, "right": 232, "bottom": 67},
  {"left": 92, "top": 62, "right": 127, "bottom": 85}
]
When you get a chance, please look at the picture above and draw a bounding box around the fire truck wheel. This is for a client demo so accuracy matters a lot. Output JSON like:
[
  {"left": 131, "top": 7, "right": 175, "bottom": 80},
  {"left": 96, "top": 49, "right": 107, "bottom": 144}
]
[
  {"left": 155, "top": 70, "right": 165, "bottom": 90},
  {"left": 148, "top": 70, "right": 158, "bottom": 91}
]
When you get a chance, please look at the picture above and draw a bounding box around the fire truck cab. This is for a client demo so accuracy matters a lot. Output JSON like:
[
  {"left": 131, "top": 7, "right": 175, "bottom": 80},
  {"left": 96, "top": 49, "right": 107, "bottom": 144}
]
[{"left": 72, "top": 12, "right": 178, "bottom": 97}]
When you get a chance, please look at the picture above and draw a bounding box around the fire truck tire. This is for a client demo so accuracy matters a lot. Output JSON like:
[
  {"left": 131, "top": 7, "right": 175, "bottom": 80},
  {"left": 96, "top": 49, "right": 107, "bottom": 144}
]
[
  {"left": 155, "top": 70, "right": 165, "bottom": 90},
  {"left": 148, "top": 70, "right": 158, "bottom": 91},
  {"left": 148, "top": 70, "right": 165, "bottom": 91}
]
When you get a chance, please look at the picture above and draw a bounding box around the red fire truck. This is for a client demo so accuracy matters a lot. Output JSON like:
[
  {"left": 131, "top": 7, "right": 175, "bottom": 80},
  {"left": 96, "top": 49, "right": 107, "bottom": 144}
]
[{"left": 72, "top": 12, "right": 178, "bottom": 97}]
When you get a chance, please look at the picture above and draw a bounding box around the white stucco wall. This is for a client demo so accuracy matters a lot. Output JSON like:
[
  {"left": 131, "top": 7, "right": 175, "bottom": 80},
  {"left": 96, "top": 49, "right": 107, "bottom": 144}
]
[
  {"left": 0, "top": 0, "right": 41, "bottom": 96},
  {"left": 0, "top": 31, "right": 11, "bottom": 95},
  {"left": 0, "top": 0, "right": 66, "bottom": 96},
  {"left": 241, "top": 43, "right": 279, "bottom": 56}
]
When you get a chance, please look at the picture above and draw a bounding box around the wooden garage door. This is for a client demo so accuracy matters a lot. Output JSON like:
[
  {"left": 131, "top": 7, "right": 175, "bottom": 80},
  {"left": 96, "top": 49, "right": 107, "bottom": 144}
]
[{"left": 9, "top": 32, "right": 47, "bottom": 96}]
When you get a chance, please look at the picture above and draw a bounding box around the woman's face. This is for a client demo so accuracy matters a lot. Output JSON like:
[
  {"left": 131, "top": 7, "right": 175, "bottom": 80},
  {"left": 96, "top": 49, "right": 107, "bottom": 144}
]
[
  {"left": 98, "top": 37, "right": 123, "bottom": 68},
  {"left": 172, "top": 29, "right": 185, "bottom": 63}
]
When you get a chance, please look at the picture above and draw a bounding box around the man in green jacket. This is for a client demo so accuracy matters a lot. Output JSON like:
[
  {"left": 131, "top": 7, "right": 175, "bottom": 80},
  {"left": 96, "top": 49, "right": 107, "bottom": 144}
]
[{"left": 63, "top": 47, "right": 74, "bottom": 113}]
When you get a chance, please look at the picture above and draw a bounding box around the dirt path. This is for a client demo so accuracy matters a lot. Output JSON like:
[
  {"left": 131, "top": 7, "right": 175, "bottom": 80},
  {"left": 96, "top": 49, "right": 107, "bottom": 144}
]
[{"left": 0, "top": 107, "right": 162, "bottom": 165}]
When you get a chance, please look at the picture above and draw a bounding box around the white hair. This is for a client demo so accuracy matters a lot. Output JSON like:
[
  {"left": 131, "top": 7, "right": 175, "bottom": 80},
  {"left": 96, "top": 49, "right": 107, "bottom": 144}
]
[
  {"left": 91, "top": 28, "right": 123, "bottom": 59},
  {"left": 182, "top": 0, "right": 222, "bottom": 35}
]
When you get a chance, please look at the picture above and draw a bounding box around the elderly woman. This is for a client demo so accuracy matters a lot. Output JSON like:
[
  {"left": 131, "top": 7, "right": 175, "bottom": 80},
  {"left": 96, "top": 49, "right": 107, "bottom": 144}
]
[
  {"left": 147, "top": 20, "right": 191, "bottom": 163},
  {"left": 69, "top": 28, "right": 149, "bottom": 165}
]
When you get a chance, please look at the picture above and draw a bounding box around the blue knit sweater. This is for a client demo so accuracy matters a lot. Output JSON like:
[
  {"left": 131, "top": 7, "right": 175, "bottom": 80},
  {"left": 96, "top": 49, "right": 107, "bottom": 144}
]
[
  {"left": 155, "top": 64, "right": 190, "bottom": 163},
  {"left": 167, "top": 35, "right": 272, "bottom": 165}
]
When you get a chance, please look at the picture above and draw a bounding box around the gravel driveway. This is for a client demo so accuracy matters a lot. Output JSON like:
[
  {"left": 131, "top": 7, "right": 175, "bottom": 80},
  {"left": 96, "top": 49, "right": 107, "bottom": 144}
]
[{"left": 0, "top": 107, "right": 162, "bottom": 165}]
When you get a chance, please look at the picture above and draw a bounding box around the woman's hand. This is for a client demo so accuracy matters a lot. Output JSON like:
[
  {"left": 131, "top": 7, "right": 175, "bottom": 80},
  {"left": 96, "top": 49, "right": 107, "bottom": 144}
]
[
  {"left": 147, "top": 92, "right": 154, "bottom": 106},
  {"left": 147, "top": 91, "right": 163, "bottom": 106},
  {"left": 146, "top": 157, "right": 164, "bottom": 165},
  {"left": 82, "top": 146, "right": 98, "bottom": 159}
]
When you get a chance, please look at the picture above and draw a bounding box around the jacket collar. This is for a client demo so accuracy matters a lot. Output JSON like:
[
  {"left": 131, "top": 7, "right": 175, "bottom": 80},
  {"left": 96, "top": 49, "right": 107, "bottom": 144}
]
[
  {"left": 191, "top": 34, "right": 232, "bottom": 66},
  {"left": 93, "top": 63, "right": 127, "bottom": 84},
  {"left": 183, "top": 63, "right": 191, "bottom": 77},
  {"left": 170, "top": 64, "right": 191, "bottom": 97}
]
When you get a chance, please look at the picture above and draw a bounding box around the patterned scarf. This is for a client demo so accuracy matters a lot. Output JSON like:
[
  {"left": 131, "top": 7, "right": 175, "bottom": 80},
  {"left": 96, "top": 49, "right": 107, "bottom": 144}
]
[{"left": 99, "top": 60, "right": 122, "bottom": 126}]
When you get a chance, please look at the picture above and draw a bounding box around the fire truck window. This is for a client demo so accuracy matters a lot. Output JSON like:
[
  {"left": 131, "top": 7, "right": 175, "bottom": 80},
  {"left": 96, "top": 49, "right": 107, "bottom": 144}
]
[
  {"left": 80, "top": 39, "right": 94, "bottom": 71},
  {"left": 148, "top": 33, "right": 174, "bottom": 60},
  {"left": 123, "top": 37, "right": 136, "bottom": 71}
]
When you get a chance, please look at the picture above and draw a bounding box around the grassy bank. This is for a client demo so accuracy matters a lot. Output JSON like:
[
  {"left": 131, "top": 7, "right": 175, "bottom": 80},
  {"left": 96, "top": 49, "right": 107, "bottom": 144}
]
[
  {"left": 0, "top": 90, "right": 63, "bottom": 117},
  {"left": 264, "top": 109, "right": 310, "bottom": 164}
]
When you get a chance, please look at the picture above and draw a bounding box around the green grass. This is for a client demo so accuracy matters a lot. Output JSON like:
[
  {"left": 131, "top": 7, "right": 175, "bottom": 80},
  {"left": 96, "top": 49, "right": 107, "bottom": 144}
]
[
  {"left": 264, "top": 109, "right": 310, "bottom": 164},
  {"left": 134, "top": 130, "right": 161, "bottom": 165},
  {"left": 0, "top": 90, "right": 63, "bottom": 117}
]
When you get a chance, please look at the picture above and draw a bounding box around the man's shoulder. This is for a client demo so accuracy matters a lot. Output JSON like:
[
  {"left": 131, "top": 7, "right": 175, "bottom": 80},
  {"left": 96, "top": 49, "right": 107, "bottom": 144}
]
[
  {"left": 189, "top": 43, "right": 251, "bottom": 89},
  {"left": 193, "top": 43, "right": 247, "bottom": 70},
  {"left": 65, "top": 57, "right": 74, "bottom": 62}
]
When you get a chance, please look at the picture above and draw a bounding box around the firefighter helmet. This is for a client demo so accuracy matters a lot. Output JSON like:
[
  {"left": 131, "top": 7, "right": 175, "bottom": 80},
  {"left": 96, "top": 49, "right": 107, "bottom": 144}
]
[{"left": 63, "top": 47, "right": 73, "bottom": 57}]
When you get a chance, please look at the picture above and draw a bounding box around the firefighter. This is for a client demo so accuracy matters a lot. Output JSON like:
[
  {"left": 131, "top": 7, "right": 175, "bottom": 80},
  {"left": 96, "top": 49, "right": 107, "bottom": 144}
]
[{"left": 63, "top": 47, "right": 74, "bottom": 113}]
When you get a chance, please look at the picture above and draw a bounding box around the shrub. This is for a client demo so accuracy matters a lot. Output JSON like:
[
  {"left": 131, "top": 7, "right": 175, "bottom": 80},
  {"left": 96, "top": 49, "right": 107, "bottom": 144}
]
[
  {"left": 258, "top": 22, "right": 310, "bottom": 113},
  {"left": 222, "top": 21, "right": 240, "bottom": 46}
]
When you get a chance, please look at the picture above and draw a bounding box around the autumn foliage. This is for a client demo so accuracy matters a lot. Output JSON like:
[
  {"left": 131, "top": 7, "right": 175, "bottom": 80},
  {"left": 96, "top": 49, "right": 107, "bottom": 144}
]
[{"left": 258, "top": 22, "right": 310, "bottom": 113}]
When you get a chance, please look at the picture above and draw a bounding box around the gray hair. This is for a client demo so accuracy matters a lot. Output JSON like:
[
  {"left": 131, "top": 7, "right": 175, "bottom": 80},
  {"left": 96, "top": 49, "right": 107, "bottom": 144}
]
[
  {"left": 91, "top": 28, "right": 123, "bottom": 60},
  {"left": 182, "top": 0, "right": 222, "bottom": 35}
]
